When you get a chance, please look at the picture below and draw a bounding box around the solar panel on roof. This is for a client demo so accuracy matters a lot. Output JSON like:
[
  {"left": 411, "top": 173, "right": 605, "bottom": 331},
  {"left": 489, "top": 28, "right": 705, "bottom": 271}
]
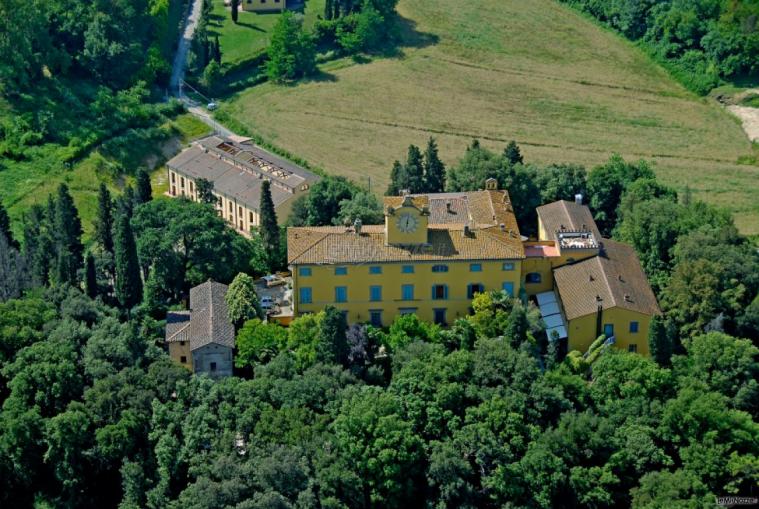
[
  {"left": 543, "top": 314, "right": 564, "bottom": 328},
  {"left": 539, "top": 301, "right": 561, "bottom": 317},
  {"left": 536, "top": 291, "right": 557, "bottom": 306}
]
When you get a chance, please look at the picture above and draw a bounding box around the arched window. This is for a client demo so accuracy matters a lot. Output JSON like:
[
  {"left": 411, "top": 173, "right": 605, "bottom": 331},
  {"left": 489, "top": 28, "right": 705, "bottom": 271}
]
[{"left": 526, "top": 272, "right": 542, "bottom": 284}]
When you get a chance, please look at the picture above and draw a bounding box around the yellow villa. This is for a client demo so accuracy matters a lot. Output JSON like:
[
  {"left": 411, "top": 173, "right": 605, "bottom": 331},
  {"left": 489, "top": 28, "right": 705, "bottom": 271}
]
[{"left": 287, "top": 179, "right": 660, "bottom": 355}]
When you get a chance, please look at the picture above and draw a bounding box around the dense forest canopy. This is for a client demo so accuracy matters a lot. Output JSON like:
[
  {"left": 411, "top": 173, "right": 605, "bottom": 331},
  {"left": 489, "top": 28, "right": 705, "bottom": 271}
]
[
  {"left": 560, "top": 0, "right": 759, "bottom": 93},
  {"left": 0, "top": 0, "right": 181, "bottom": 92},
  {"left": 1, "top": 138, "right": 758, "bottom": 508}
]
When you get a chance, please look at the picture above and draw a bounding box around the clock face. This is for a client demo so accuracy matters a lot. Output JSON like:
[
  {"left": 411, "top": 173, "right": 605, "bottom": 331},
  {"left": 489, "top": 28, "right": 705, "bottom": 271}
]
[{"left": 396, "top": 212, "right": 419, "bottom": 233}]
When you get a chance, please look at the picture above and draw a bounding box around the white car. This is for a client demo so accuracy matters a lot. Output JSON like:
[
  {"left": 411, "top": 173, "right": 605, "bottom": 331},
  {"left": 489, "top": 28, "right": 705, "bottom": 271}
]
[
  {"left": 260, "top": 296, "right": 275, "bottom": 310},
  {"left": 207, "top": 102, "right": 218, "bottom": 111}
]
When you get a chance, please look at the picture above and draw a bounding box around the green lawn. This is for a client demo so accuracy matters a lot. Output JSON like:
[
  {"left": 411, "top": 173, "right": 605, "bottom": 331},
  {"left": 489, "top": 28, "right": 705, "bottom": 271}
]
[
  {"left": 208, "top": 0, "right": 325, "bottom": 68},
  {"left": 1, "top": 114, "right": 209, "bottom": 241},
  {"left": 220, "top": 0, "right": 759, "bottom": 235}
]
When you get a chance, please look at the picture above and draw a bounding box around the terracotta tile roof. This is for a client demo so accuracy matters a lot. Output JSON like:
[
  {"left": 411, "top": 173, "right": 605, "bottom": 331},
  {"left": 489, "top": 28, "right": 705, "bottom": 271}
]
[
  {"left": 553, "top": 240, "right": 660, "bottom": 320},
  {"left": 290, "top": 190, "right": 524, "bottom": 264},
  {"left": 537, "top": 200, "right": 602, "bottom": 242},
  {"left": 383, "top": 195, "right": 429, "bottom": 210},
  {"left": 288, "top": 226, "right": 524, "bottom": 265},
  {"left": 165, "top": 281, "right": 235, "bottom": 351}
]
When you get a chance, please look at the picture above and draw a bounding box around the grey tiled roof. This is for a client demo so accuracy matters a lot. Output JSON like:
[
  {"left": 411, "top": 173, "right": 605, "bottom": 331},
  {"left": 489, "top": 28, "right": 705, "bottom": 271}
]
[
  {"left": 165, "top": 281, "right": 235, "bottom": 351},
  {"left": 188, "top": 281, "right": 235, "bottom": 350},
  {"left": 166, "top": 135, "right": 319, "bottom": 212},
  {"left": 165, "top": 311, "right": 190, "bottom": 342}
]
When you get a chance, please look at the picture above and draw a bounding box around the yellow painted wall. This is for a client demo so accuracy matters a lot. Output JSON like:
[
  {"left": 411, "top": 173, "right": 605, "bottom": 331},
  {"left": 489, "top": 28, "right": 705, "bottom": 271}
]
[
  {"left": 168, "top": 168, "right": 294, "bottom": 231},
  {"left": 566, "top": 308, "right": 652, "bottom": 356},
  {"left": 293, "top": 259, "right": 522, "bottom": 326},
  {"left": 521, "top": 257, "right": 553, "bottom": 295},
  {"left": 385, "top": 205, "right": 429, "bottom": 245},
  {"left": 538, "top": 217, "right": 549, "bottom": 241},
  {"left": 240, "top": 0, "right": 286, "bottom": 12},
  {"left": 168, "top": 341, "right": 193, "bottom": 371}
]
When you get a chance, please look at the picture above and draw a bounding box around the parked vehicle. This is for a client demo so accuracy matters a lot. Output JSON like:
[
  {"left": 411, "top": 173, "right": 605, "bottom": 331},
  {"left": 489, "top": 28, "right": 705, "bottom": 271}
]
[
  {"left": 263, "top": 275, "right": 286, "bottom": 287},
  {"left": 207, "top": 102, "right": 217, "bottom": 111},
  {"left": 260, "top": 296, "right": 275, "bottom": 310}
]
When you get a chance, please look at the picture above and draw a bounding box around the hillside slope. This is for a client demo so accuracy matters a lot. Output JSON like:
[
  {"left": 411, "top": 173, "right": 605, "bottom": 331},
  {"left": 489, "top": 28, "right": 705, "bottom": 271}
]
[{"left": 221, "top": 0, "right": 759, "bottom": 234}]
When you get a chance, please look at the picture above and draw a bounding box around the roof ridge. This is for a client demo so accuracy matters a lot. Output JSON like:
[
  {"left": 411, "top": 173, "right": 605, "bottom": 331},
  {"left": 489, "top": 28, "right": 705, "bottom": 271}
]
[
  {"left": 597, "top": 255, "right": 618, "bottom": 309},
  {"left": 167, "top": 321, "right": 191, "bottom": 342},
  {"left": 289, "top": 230, "right": 334, "bottom": 264}
]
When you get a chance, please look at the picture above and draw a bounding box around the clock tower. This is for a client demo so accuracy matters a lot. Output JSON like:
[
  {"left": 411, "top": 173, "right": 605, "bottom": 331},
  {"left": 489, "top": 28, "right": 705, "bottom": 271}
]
[{"left": 384, "top": 195, "right": 429, "bottom": 245}]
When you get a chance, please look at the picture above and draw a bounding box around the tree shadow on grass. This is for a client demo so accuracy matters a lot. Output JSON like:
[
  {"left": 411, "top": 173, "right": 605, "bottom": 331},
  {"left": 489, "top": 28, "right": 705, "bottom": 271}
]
[
  {"left": 384, "top": 14, "right": 440, "bottom": 58},
  {"left": 235, "top": 20, "right": 266, "bottom": 32}
]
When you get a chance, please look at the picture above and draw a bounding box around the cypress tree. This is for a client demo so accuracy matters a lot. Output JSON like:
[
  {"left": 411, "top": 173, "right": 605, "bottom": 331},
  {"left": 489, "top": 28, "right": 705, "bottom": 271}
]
[
  {"left": 119, "top": 185, "right": 135, "bottom": 219},
  {"left": 325, "top": 0, "right": 334, "bottom": 19},
  {"left": 259, "top": 180, "right": 280, "bottom": 272},
  {"left": 114, "top": 215, "right": 143, "bottom": 310},
  {"left": 386, "top": 160, "right": 406, "bottom": 196},
  {"left": 648, "top": 315, "right": 674, "bottom": 367},
  {"left": 53, "top": 184, "right": 84, "bottom": 286},
  {"left": 213, "top": 36, "right": 222, "bottom": 65},
  {"left": 316, "top": 305, "right": 349, "bottom": 366},
  {"left": 0, "top": 199, "right": 19, "bottom": 249},
  {"left": 135, "top": 170, "right": 153, "bottom": 205},
  {"left": 231, "top": 0, "right": 239, "bottom": 23},
  {"left": 504, "top": 140, "right": 523, "bottom": 166},
  {"left": 405, "top": 145, "right": 425, "bottom": 194},
  {"left": 423, "top": 137, "right": 446, "bottom": 193},
  {"left": 94, "top": 183, "right": 114, "bottom": 254},
  {"left": 85, "top": 252, "right": 98, "bottom": 299}
]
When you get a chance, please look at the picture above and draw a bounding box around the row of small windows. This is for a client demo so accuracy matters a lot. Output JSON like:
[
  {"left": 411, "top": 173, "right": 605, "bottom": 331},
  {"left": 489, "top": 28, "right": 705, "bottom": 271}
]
[
  {"left": 603, "top": 322, "right": 640, "bottom": 336},
  {"left": 299, "top": 282, "right": 515, "bottom": 304},
  {"left": 298, "top": 262, "right": 518, "bottom": 277}
]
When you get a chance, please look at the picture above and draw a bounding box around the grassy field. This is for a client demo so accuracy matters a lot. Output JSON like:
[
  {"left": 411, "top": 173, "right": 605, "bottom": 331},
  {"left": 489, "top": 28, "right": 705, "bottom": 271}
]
[
  {"left": 1, "top": 114, "right": 209, "bottom": 240},
  {"left": 219, "top": 0, "right": 759, "bottom": 235},
  {"left": 208, "top": 0, "right": 325, "bottom": 67}
]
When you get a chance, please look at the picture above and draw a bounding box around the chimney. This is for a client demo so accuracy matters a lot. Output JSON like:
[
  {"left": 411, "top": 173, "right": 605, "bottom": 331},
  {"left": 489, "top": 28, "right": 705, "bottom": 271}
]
[
  {"left": 353, "top": 218, "right": 362, "bottom": 236},
  {"left": 575, "top": 193, "right": 583, "bottom": 204},
  {"left": 446, "top": 201, "right": 452, "bottom": 213},
  {"left": 500, "top": 223, "right": 506, "bottom": 232},
  {"left": 624, "top": 294, "right": 632, "bottom": 302}
]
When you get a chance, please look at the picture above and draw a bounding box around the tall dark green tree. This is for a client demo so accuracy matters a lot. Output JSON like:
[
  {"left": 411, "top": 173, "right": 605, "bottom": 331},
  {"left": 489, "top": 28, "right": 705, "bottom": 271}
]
[
  {"left": 53, "top": 184, "right": 84, "bottom": 286},
  {"left": 386, "top": 160, "right": 407, "bottom": 196},
  {"left": 503, "top": 140, "right": 523, "bottom": 165},
  {"left": 316, "top": 305, "right": 349, "bottom": 366},
  {"left": 423, "top": 137, "right": 445, "bottom": 193},
  {"left": 212, "top": 36, "right": 222, "bottom": 65},
  {"left": 84, "top": 252, "right": 98, "bottom": 299},
  {"left": 119, "top": 185, "right": 136, "bottom": 219},
  {"left": 135, "top": 170, "right": 152, "bottom": 205},
  {"left": 259, "top": 180, "right": 280, "bottom": 272},
  {"left": 405, "top": 145, "right": 425, "bottom": 194},
  {"left": 0, "top": 199, "right": 19, "bottom": 249},
  {"left": 114, "top": 215, "right": 142, "bottom": 310},
  {"left": 648, "top": 315, "right": 674, "bottom": 367},
  {"left": 231, "top": 0, "right": 239, "bottom": 23},
  {"left": 94, "top": 183, "right": 114, "bottom": 254}
]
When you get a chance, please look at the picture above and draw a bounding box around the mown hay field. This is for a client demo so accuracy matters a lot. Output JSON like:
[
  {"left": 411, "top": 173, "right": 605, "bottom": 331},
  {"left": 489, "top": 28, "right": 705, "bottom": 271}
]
[{"left": 221, "top": 0, "right": 759, "bottom": 234}]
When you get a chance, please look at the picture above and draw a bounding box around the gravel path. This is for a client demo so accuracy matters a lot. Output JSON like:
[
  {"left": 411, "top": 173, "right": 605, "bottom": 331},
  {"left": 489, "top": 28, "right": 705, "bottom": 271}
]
[
  {"left": 728, "top": 105, "right": 759, "bottom": 142},
  {"left": 170, "top": 0, "right": 204, "bottom": 93}
]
